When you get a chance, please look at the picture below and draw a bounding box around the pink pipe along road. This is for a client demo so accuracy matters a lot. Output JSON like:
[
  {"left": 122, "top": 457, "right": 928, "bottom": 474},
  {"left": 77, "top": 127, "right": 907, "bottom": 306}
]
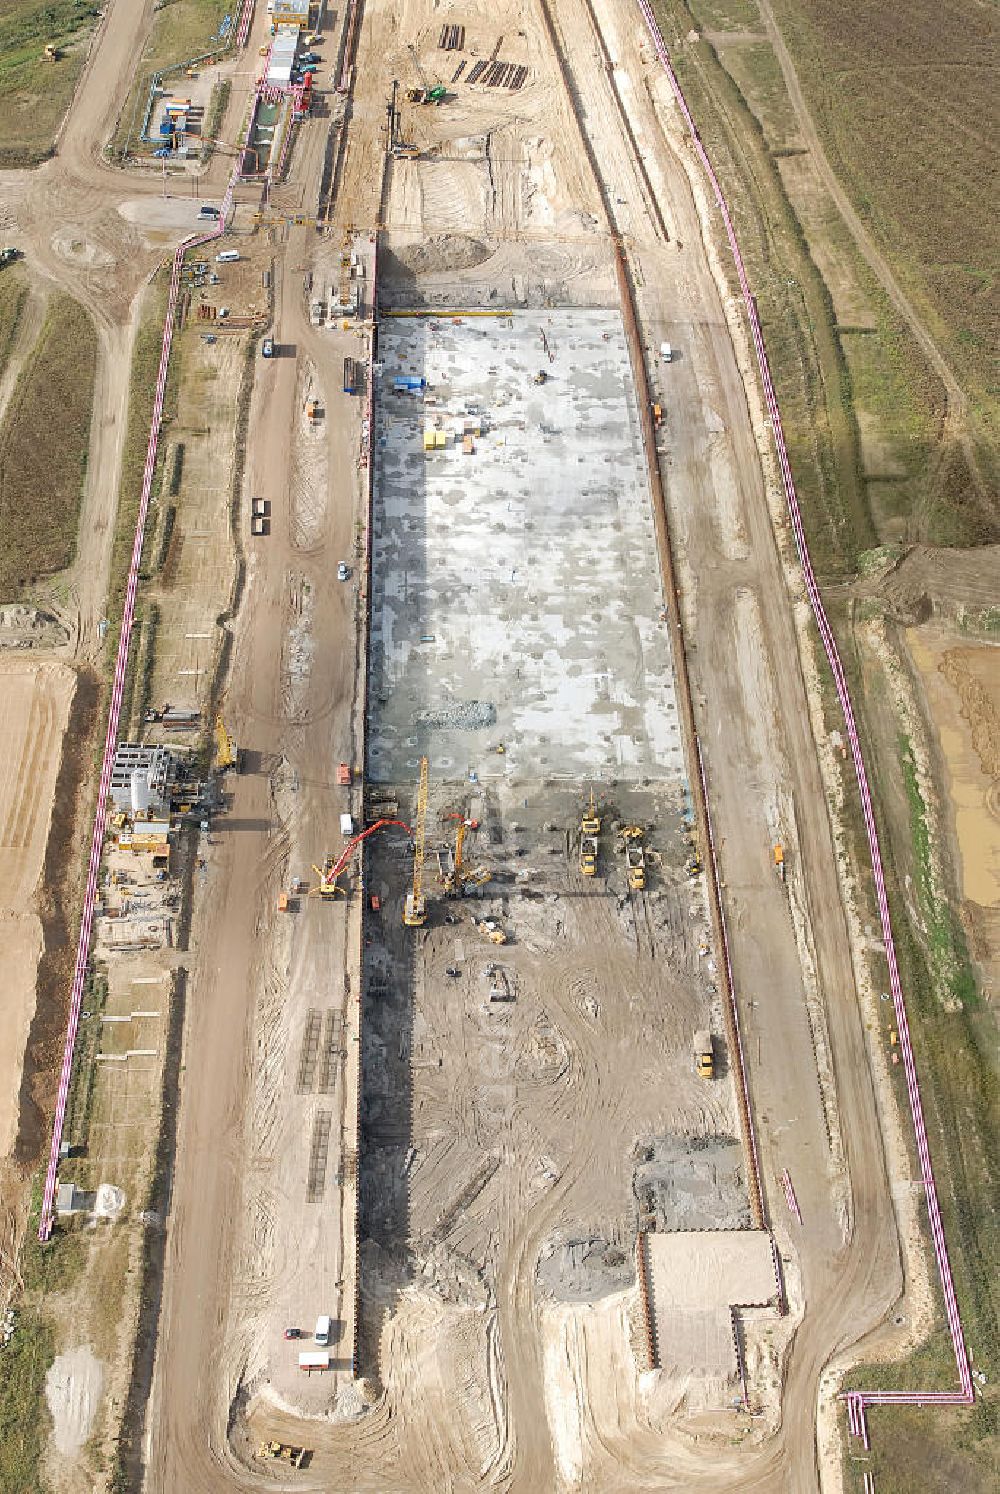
[
  {"left": 37, "top": 0, "right": 259, "bottom": 1244},
  {"left": 634, "top": 0, "right": 973, "bottom": 1428},
  {"left": 36, "top": 136, "right": 252, "bottom": 1241}
]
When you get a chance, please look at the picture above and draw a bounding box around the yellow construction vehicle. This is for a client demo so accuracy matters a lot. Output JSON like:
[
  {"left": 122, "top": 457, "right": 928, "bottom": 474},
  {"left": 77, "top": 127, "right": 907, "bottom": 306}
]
[
  {"left": 621, "top": 825, "right": 646, "bottom": 891},
  {"left": 580, "top": 789, "right": 601, "bottom": 836},
  {"left": 579, "top": 790, "right": 602, "bottom": 876},
  {"left": 258, "top": 1440, "right": 308, "bottom": 1468},
  {"left": 42, "top": 43, "right": 60, "bottom": 62},
  {"left": 311, "top": 859, "right": 346, "bottom": 898},
  {"left": 214, "top": 715, "right": 239, "bottom": 772},
  {"left": 694, "top": 1031, "right": 714, "bottom": 1079},
  {"left": 472, "top": 916, "right": 506, "bottom": 945},
  {"left": 773, "top": 843, "right": 785, "bottom": 882},
  {"left": 403, "top": 756, "right": 429, "bottom": 927},
  {"left": 442, "top": 817, "right": 492, "bottom": 895}
]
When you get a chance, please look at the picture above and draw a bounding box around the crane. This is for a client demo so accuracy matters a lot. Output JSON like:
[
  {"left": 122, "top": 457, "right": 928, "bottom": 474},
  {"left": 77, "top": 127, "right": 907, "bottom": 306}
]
[
  {"left": 441, "top": 816, "right": 491, "bottom": 896},
  {"left": 406, "top": 43, "right": 446, "bottom": 103},
  {"left": 313, "top": 818, "right": 410, "bottom": 898},
  {"left": 403, "top": 756, "right": 429, "bottom": 927},
  {"left": 215, "top": 715, "right": 239, "bottom": 772}
]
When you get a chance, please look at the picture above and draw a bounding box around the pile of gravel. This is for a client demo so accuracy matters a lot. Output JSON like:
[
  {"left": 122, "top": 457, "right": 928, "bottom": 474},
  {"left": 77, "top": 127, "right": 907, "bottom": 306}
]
[{"left": 415, "top": 700, "right": 497, "bottom": 731}]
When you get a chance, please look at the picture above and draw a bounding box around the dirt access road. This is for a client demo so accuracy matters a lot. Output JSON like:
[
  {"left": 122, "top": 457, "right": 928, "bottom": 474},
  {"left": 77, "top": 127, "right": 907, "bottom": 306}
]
[
  {"left": 140, "top": 1, "right": 910, "bottom": 1491},
  {"left": 144, "top": 138, "right": 369, "bottom": 1494},
  {"left": 0, "top": 0, "right": 247, "bottom": 661}
]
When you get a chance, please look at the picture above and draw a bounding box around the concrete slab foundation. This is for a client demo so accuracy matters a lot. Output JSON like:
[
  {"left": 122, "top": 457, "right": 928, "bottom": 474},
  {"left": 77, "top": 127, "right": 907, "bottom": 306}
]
[
  {"left": 369, "top": 311, "right": 683, "bottom": 785},
  {"left": 645, "top": 1230, "right": 778, "bottom": 1379}
]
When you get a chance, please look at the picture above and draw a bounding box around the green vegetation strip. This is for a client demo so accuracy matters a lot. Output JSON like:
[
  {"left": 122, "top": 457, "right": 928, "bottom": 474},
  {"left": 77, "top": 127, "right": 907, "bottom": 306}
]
[
  {"left": 0, "top": 1190, "right": 88, "bottom": 1494},
  {"left": 0, "top": 268, "right": 29, "bottom": 382},
  {"left": 0, "top": 1, "right": 99, "bottom": 168},
  {"left": 0, "top": 292, "right": 97, "bottom": 599}
]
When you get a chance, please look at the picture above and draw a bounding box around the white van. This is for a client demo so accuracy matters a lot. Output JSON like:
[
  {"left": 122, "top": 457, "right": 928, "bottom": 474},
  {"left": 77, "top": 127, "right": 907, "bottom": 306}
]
[
  {"left": 660, "top": 341, "right": 673, "bottom": 363},
  {"left": 216, "top": 249, "right": 240, "bottom": 263},
  {"left": 314, "top": 1314, "right": 332, "bottom": 1346}
]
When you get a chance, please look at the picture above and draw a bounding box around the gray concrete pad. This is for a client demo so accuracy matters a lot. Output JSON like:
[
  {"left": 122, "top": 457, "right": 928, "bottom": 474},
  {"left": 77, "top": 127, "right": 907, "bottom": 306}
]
[{"left": 368, "top": 311, "right": 684, "bottom": 785}]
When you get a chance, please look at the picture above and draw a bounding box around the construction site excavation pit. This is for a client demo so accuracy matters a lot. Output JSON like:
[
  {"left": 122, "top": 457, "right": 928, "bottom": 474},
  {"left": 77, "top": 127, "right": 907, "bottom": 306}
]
[
  {"left": 357, "top": 308, "right": 769, "bottom": 1409},
  {"left": 368, "top": 310, "right": 684, "bottom": 785}
]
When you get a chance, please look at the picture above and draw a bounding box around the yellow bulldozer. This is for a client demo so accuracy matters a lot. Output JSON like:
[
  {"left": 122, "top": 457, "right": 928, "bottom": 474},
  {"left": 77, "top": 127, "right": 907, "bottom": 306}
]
[{"left": 258, "top": 1440, "right": 308, "bottom": 1468}]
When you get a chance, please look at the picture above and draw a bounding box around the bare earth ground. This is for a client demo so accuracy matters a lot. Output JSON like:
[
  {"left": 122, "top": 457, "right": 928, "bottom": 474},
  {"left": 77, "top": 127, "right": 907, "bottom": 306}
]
[
  {"left": 0, "top": 660, "right": 76, "bottom": 1157},
  {"left": 0, "top": 0, "right": 958, "bottom": 1491},
  {"left": 907, "top": 629, "right": 1000, "bottom": 1008},
  {"left": 137, "top": 1, "right": 918, "bottom": 1492}
]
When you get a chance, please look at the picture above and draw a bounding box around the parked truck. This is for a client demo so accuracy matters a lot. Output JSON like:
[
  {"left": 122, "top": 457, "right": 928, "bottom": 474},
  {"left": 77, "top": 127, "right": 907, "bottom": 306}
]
[
  {"left": 343, "top": 356, "right": 356, "bottom": 394},
  {"left": 694, "top": 1031, "right": 714, "bottom": 1079}
]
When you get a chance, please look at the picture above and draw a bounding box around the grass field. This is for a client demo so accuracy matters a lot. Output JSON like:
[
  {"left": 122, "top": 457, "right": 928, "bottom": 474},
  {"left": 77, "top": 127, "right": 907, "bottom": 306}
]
[
  {"left": 763, "top": 0, "right": 998, "bottom": 487},
  {"left": 0, "top": 1, "right": 99, "bottom": 168},
  {"left": 0, "top": 268, "right": 29, "bottom": 382},
  {"left": 0, "top": 293, "right": 97, "bottom": 599}
]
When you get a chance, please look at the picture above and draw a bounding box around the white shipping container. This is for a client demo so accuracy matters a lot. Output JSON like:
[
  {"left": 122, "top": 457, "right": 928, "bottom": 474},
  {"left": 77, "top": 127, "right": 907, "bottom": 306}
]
[{"left": 340, "top": 814, "right": 353, "bottom": 837}]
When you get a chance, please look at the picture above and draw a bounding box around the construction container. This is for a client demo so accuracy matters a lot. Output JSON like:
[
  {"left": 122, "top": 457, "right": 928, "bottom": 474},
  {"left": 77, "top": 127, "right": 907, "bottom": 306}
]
[
  {"left": 340, "top": 813, "right": 353, "bottom": 837},
  {"left": 423, "top": 431, "right": 435, "bottom": 451},
  {"left": 463, "top": 435, "right": 475, "bottom": 455},
  {"left": 435, "top": 430, "right": 447, "bottom": 448},
  {"left": 298, "top": 1352, "right": 330, "bottom": 1371}
]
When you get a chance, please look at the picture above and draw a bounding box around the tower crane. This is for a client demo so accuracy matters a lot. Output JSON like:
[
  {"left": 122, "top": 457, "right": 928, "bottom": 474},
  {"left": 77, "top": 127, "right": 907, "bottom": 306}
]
[{"left": 403, "top": 756, "right": 429, "bottom": 926}]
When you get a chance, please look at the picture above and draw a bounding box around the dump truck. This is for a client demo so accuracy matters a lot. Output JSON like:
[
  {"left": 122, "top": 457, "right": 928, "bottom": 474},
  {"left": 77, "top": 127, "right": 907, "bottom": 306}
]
[
  {"left": 773, "top": 843, "right": 785, "bottom": 882},
  {"left": 626, "top": 841, "right": 645, "bottom": 890},
  {"left": 338, "top": 762, "right": 352, "bottom": 786},
  {"left": 694, "top": 1031, "right": 714, "bottom": 1079},
  {"left": 343, "top": 356, "right": 356, "bottom": 394},
  {"left": 580, "top": 836, "right": 598, "bottom": 877}
]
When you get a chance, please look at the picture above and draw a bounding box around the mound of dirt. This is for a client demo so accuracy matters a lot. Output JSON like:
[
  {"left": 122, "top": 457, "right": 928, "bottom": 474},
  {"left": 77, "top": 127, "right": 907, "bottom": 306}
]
[{"left": 381, "top": 235, "right": 494, "bottom": 280}]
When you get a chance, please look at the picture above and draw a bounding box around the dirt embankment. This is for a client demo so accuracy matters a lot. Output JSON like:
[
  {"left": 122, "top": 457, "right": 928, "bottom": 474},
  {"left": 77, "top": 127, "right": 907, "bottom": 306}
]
[{"left": 11, "top": 665, "right": 101, "bottom": 1171}]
